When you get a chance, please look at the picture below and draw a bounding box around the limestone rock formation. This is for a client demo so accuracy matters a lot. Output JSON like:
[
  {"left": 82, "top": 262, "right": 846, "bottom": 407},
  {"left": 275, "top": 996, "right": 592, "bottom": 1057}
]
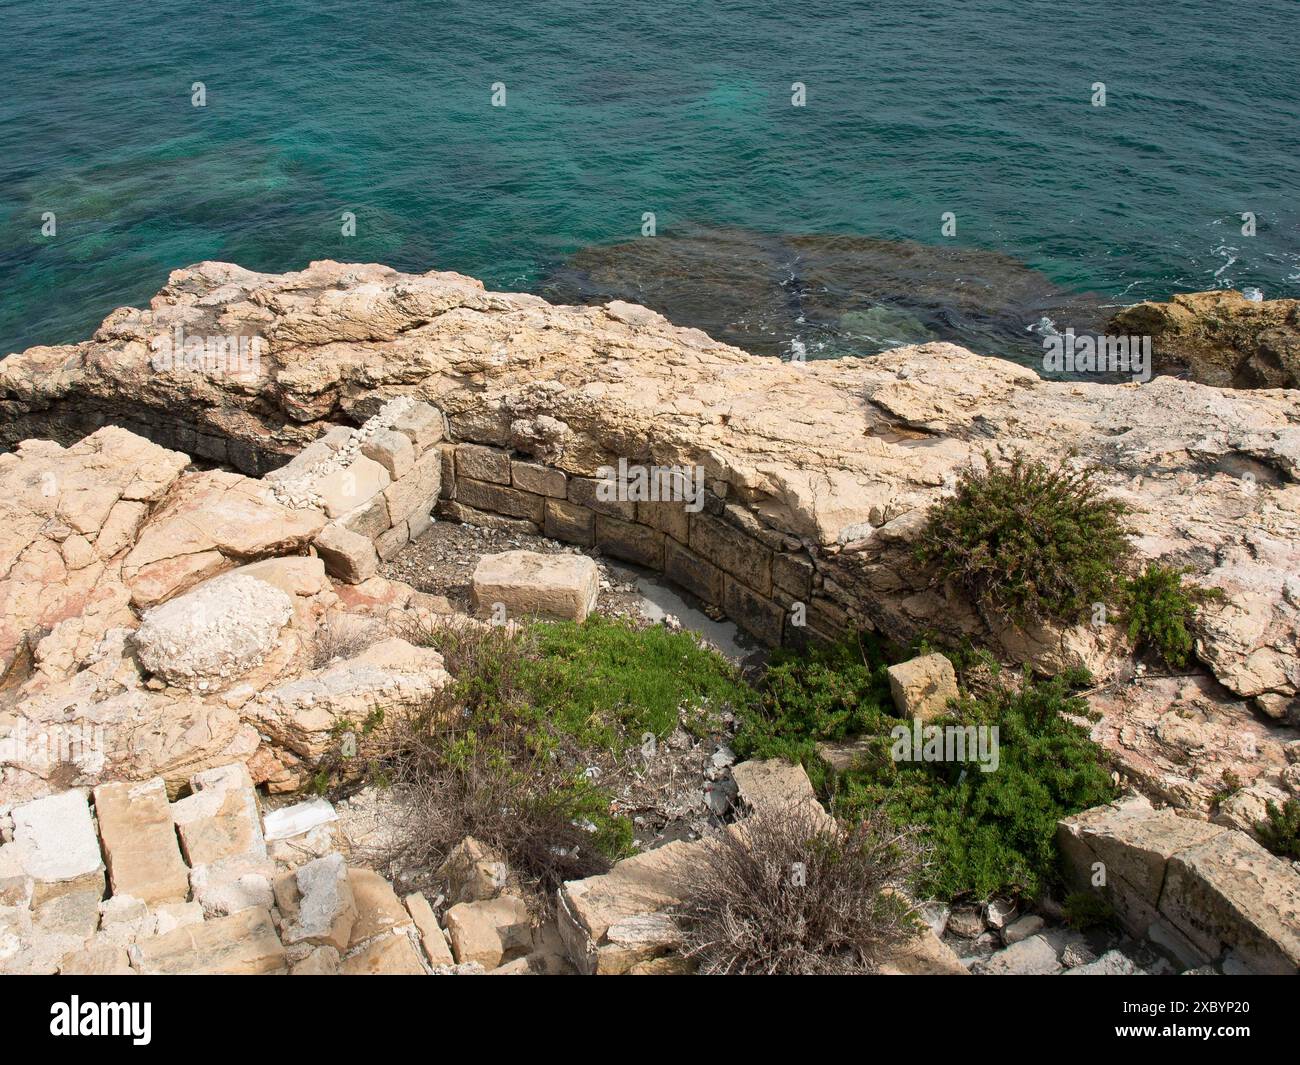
[{"left": 1111, "top": 289, "right": 1300, "bottom": 389}]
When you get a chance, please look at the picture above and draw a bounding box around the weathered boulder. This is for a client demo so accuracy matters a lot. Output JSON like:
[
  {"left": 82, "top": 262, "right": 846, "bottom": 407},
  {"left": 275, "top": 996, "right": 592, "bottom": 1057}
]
[
  {"left": 132, "top": 573, "right": 294, "bottom": 691},
  {"left": 471, "top": 550, "right": 599, "bottom": 622},
  {"left": 887, "top": 653, "right": 959, "bottom": 721},
  {"left": 1111, "top": 289, "right": 1300, "bottom": 390},
  {"left": 436, "top": 836, "right": 508, "bottom": 904},
  {"left": 444, "top": 895, "right": 532, "bottom": 969}
]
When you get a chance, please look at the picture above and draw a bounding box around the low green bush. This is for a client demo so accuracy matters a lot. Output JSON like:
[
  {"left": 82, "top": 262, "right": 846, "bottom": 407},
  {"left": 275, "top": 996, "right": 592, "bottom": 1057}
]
[
  {"left": 914, "top": 452, "right": 1132, "bottom": 625},
  {"left": 735, "top": 634, "right": 1117, "bottom": 902},
  {"left": 1256, "top": 798, "right": 1300, "bottom": 861},
  {"left": 1120, "top": 563, "right": 1220, "bottom": 668},
  {"left": 1062, "top": 889, "right": 1116, "bottom": 931}
]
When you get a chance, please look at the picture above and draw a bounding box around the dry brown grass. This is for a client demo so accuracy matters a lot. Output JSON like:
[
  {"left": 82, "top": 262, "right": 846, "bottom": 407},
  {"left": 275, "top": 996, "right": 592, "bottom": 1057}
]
[{"left": 673, "top": 803, "right": 925, "bottom": 975}]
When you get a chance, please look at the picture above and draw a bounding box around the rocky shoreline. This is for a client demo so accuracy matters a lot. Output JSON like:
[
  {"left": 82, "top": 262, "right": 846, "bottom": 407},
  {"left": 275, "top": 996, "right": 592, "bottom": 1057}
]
[{"left": 2, "top": 261, "right": 1298, "bottom": 974}]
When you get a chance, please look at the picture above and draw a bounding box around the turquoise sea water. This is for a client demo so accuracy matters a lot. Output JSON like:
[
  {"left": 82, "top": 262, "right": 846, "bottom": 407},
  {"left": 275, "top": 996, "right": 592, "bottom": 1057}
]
[{"left": 2, "top": 0, "right": 1298, "bottom": 361}]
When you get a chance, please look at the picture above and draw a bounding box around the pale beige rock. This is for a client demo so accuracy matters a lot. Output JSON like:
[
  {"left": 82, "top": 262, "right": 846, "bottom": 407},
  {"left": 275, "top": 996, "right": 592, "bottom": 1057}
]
[
  {"left": 130, "top": 905, "right": 286, "bottom": 975},
  {"left": 347, "top": 867, "right": 415, "bottom": 947},
  {"left": 132, "top": 572, "right": 294, "bottom": 690},
  {"left": 471, "top": 550, "right": 599, "bottom": 622},
  {"left": 444, "top": 895, "right": 532, "bottom": 969},
  {"left": 280, "top": 853, "right": 356, "bottom": 953},
  {"left": 313, "top": 523, "right": 378, "bottom": 584},
  {"left": 339, "top": 933, "right": 427, "bottom": 975},
  {"left": 887, "top": 653, "right": 959, "bottom": 721},
  {"left": 93, "top": 777, "right": 190, "bottom": 905},
  {"left": 557, "top": 839, "right": 710, "bottom": 975},
  {"left": 290, "top": 944, "right": 340, "bottom": 975},
  {"left": 405, "top": 891, "right": 455, "bottom": 966},
  {"left": 313, "top": 456, "right": 391, "bottom": 519},
  {"left": 436, "top": 836, "right": 507, "bottom": 904},
  {"left": 6, "top": 790, "right": 105, "bottom": 906}
]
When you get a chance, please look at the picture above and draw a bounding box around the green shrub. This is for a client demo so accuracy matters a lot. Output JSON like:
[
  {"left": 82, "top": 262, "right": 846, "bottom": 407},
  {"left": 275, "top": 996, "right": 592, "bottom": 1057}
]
[
  {"left": 733, "top": 632, "right": 895, "bottom": 776},
  {"left": 1120, "top": 563, "right": 1220, "bottom": 668},
  {"left": 915, "top": 452, "right": 1131, "bottom": 625},
  {"left": 1062, "top": 889, "right": 1116, "bottom": 931},
  {"left": 737, "top": 634, "right": 1117, "bottom": 902},
  {"left": 1256, "top": 799, "right": 1300, "bottom": 861}
]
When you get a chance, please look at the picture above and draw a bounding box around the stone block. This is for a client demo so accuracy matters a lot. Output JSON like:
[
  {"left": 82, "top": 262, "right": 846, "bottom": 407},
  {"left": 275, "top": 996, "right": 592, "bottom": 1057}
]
[
  {"left": 511, "top": 460, "right": 567, "bottom": 498},
  {"left": 456, "top": 478, "right": 545, "bottom": 523},
  {"left": 360, "top": 427, "right": 415, "bottom": 480},
  {"left": 313, "top": 523, "right": 378, "bottom": 584},
  {"left": 93, "top": 778, "right": 190, "bottom": 906},
  {"left": 472, "top": 550, "right": 600, "bottom": 623},
  {"left": 664, "top": 539, "right": 724, "bottom": 604},
  {"left": 595, "top": 513, "right": 665, "bottom": 569},
  {"left": 544, "top": 498, "right": 595, "bottom": 546},
  {"left": 314, "top": 456, "right": 390, "bottom": 519},
  {"left": 455, "top": 444, "right": 511, "bottom": 484},
  {"left": 689, "top": 512, "right": 772, "bottom": 595},
  {"left": 887, "top": 653, "right": 959, "bottom": 721},
  {"left": 723, "top": 576, "right": 785, "bottom": 647}
]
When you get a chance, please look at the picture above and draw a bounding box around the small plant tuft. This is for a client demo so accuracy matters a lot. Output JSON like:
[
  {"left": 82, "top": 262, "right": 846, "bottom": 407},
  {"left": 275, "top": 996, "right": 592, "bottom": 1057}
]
[
  {"left": 1120, "top": 563, "right": 1220, "bottom": 668},
  {"left": 1256, "top": 798, "right": 1300, "bottom": 861},
  {"left": 1062, "top": 889, "right": 1116, "bottom": 931}
]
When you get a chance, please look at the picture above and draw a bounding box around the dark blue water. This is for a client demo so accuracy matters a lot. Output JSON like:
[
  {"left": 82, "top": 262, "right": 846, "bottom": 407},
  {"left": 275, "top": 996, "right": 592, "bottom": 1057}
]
[{"left": 2, "top": 0, "right": 1298, "bottom": 361}]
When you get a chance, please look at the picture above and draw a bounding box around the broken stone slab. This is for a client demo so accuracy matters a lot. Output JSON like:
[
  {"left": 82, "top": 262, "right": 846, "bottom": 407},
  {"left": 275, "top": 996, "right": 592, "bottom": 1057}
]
[
  {"left": 340, "top": 932, "right": 428, "bottom": 974},
  {"left": 444, "top": 895, "right": 532, "bottom": 969},
  {"left": 471, "top": 550, "right": 599, "bottom": 622},
  {"left": 231, "top": 555, "right": 328, "bottom": 598},
  {"left": 886, "top": 653, "right": 959, "bottom": 721},
  {"left": 436, "top": 836, "right": 508, "bottom": 904},
  {"left": 313, "top": 523, "right": 378, "bottom": 584},
  {"left": 93, "top": 777, "right": 190, "bottom": 905},
  {"left": 171, "top": 762, "right": 267, "bottom": 867},
  {"left": 59, "top": 941, "right": 134, "bottom": 975},
  {"left": 1159, "top": 830, "right": 1300, "bottom": 974},
  {"left": 388, "top": 401, "right": 444, "bottom": 452},
  {"left": 313, "top": 456, "right": 391, "bottom": 519},
  {"left": 289, "top": 944, "right": 340, "bottom": 975},
  {"left": 730, "top": 758, "right": 832, "bottom": 827},
  {"left": 405, "top": 891, "right": 455, "bottom": 966},
  {"left": 347, "top": 868, "right": 417, "bottom": 949},
  {"left": 1057, "top": 794, "right": 1254, "bottom": 967},
  {"left": 279, "top": 853, "right": 357, "bottom": 953},
  {"left": 361, "top": 427, "right": 415, "bottom": 480},
  {"left": 6, "top": 789, "right": 105, "bottom": 906},
  {"left": 130, "top": 905, "right": 287, "bottom": 975},
  {"left": 973, "top": 933, "right": 1063, "bottom": 975},
  {"left": 189, "top": 858, "right": 275, "bottom": 918},
  {"left": 132, "top": 572, "right": 294, "bottom": 691},
  {"left": 557, "top": 839, "right": 710, "bottom": 975}
]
